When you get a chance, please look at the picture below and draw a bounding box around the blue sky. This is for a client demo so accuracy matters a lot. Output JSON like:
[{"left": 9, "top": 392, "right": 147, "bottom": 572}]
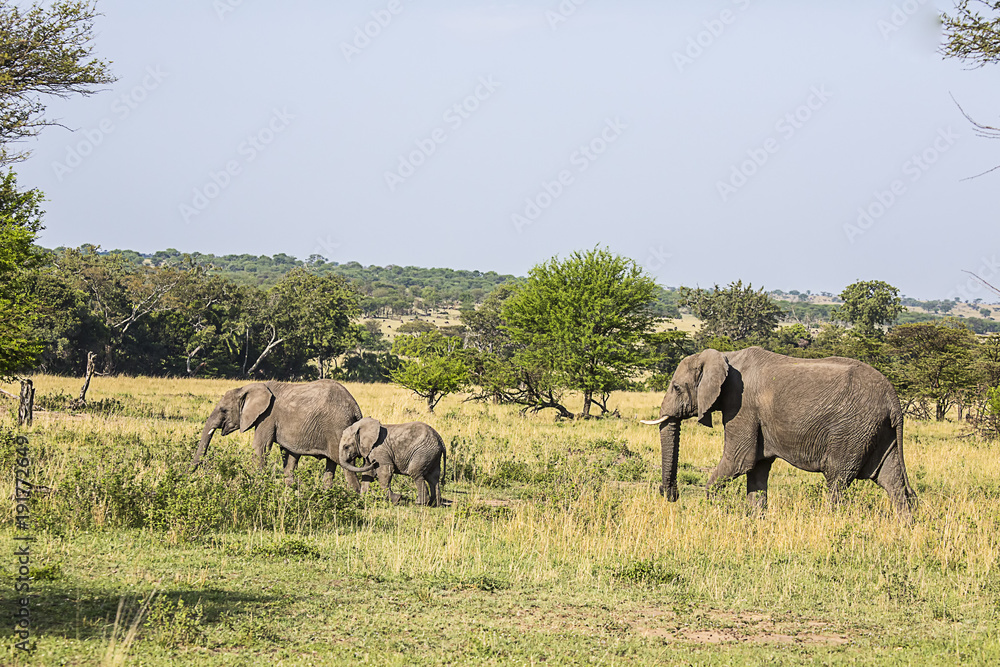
[{"left": 16, "top": 0, "right": 1000, "bottom": 300}]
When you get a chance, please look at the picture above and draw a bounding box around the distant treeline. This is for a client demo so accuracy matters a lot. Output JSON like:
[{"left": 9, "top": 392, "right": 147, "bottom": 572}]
[{"left": 15, "top": 246, "right": 998, "bottom": 383}]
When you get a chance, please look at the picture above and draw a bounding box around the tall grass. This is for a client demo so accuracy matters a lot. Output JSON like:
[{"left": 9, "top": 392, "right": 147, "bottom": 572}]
[{"left": 3, "top": 374, "right": 1000, "bottom": 662}]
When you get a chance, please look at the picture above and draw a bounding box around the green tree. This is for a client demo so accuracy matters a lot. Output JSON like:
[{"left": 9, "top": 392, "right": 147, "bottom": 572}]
[
  {"left": 266, "top": 268, "right": 361, "bottom": 378},
  {"left": 679, "top": 280, "right": 781, "bottom": 344},
  {"left": 460, "top": 283, "right": 568, "bottom": 416},
  {"left": 832, "top": 280, "right": 904, "bottom": 339},
  {"left": 391, "top": 330, "right": 468, "bottom": 411},
  {"left": 644, "top": 330, "right": 696, "bottom": 391},
  {"left": 52, "top": 246, "right": 184, "bottom": 373},
  {"left": 942, "top": 1, "right": 1000, "bottom": 67},
  {"left": 501, "top": 248, "right": 660, "bottom": 418},
  {"left": 0, "top": 1, "right": 116, "bottom": 164},
  {"left": 0, "top": 170, "right": 45, "bottom": 379},
  {"left": 885, "top": 320, "right": 979, "bottom": 421}
]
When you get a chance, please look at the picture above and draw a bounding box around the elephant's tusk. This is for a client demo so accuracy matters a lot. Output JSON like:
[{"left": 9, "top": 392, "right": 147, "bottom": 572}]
[{"left": 640, "top": 415, "right": 672, "bottom": 425}]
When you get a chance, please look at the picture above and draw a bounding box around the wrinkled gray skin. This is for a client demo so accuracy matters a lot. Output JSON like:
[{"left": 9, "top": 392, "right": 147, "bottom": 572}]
[
  {"left": 642, "top": 347, "right": 917, "bottom": 520},
  {"left": 190, "top": 380, "right": 364, "bottom": 491},
  {"left": 338, "top": 417, "right": 447, "bottom": 506}
]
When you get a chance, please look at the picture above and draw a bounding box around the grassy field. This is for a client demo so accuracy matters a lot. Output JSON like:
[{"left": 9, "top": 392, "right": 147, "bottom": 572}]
[{"left": 2, "top": 375, "right": 1000, "bottom": 665}]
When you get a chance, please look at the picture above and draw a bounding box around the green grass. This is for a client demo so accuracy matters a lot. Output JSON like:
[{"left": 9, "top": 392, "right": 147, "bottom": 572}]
[{"left": 2, "top": 376, "right": 1000, "bottom": 664}]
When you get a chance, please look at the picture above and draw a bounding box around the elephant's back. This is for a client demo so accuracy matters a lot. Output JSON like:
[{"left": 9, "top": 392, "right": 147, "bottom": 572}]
[{"left": 272, "top": 380, "right": 362, "bottom": 458}]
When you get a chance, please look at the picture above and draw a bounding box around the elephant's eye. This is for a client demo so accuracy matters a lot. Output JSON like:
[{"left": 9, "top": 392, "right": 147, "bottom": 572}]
[{"left": 672, "top": 384, "right": 680, "bottom": 392}]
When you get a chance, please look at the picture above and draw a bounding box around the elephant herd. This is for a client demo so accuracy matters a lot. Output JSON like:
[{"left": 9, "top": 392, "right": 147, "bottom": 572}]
[
  {"left": 190, "top": 346, "right": 918, "bottom": 521},
  {"left": 189, "top": 380, "right": 447, "bottom": 506}
]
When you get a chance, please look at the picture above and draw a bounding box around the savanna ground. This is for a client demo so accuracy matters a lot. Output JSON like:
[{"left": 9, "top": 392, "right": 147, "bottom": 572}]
[{"left": 2, "top": 376, "right": 1000, "bottom": 665}]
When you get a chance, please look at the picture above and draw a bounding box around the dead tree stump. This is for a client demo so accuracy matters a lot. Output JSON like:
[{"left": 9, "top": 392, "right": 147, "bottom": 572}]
[{"left": 17, "top": 379, "right": 34, "bottom": 427}]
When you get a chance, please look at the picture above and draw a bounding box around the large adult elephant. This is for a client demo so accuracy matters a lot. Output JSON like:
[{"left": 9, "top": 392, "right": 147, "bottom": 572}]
[
  {"left": 641, "top": 347, "right": 917, "bottom": 519},
  {"left": 190, "top": 380, "right": 365, "bottom": 491}
]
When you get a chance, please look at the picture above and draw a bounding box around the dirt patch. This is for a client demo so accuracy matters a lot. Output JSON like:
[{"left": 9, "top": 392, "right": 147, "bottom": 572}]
[{"left": 627, "top": 607, "right": 853, "bottom": 646}]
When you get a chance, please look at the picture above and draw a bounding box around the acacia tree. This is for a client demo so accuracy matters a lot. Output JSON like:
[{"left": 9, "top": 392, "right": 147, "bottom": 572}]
[
  {"left": 942, "top": 1, "right": 1000, "bottom": 67},
  {"left": 679, "top": 280, "right": 781, "bottom": 345},
  {"left": 885, "top": 320, "right": 979, "bottom": 420},
  {"left": 0, "top": 1, "right": 116, "bottom": 164},
  {"left": 942, "top": 1, "right": 1000, "bottom": 175},
  {"left": 461, "top": 284, "right": 570, "bottom": 416},
  {"left": 501, "top": 248, "right": 660, "bottom": 418},
  {"left": 833, "top": 280, "right": 904, "bottom": 339},
  {"left": 390, "top": 330, "right": 468, "bottom": 411}
]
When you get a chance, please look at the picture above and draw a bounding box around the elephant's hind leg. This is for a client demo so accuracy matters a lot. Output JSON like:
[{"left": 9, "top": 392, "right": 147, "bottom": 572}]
[
  {"left": 426, "top": 468, "right": 442, "bottom": 507},
  {"left": 746, "top": 457, "right": 774, "bottom": 515},
  {"left": 414, "top": 476, "right": 429, "bottom": 505},
  {"left": 281, "top": 449, "right": 299, "bottom": 486},
  {"left": 873, "top": 448, "right": 916, "bottom": 523}
]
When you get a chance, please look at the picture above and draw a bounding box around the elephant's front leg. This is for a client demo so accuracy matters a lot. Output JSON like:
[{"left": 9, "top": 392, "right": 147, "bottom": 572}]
[
  {"left": 281, "top": 449, "right": 299, "bottom": 486},
  {"left": 745, "top": 457, "right": 774, "bottom": 515},
  {"left": 376, "top": 466, "right": 401, "bottom": 505},
  {"left": 332, "top": 459, "right": 362, "bottom": 493},
  {"left": 706, "top": 456, "right": 750, "bottom": 495},
  {"left": 251, "top": 425, "right": 276, "bottom": 471}
]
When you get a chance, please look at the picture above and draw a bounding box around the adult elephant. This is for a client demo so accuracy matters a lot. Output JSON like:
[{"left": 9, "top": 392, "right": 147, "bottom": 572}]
[
  {"left": 641, "top": 347, "right": 917, "bottom": 520},
  {"left": 190, "top": 380, "right": 365, "bottom": 491}
]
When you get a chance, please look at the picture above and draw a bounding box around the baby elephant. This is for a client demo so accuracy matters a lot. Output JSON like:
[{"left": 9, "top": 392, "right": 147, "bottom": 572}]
[{"left": 338, "top": 418, "right": 446, "bottom": 506}]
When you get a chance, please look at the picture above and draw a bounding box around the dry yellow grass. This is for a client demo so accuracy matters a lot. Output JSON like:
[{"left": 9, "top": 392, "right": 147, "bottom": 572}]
[{"left": 4, "top": 374, "right": 1000, "bottom": 663}]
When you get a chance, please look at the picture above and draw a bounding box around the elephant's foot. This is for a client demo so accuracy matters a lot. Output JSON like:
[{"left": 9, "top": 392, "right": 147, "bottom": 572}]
[
  {"left": 747, "top": 490, "right": 767, "bottom": 517},
  {"left": 388, "top": 491, "right": 402, "bottom": 505}
]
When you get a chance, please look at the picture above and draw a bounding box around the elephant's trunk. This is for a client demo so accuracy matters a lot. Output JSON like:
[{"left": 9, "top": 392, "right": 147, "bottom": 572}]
[
  {"left": 340, "top": 458, "right": 377, "bottom": 474},
  {"left": 659, "top": 418, "right": 681, "bottom": 502},
  {"left": 190, "top": 409, "right": 221, "bottom": 474}
]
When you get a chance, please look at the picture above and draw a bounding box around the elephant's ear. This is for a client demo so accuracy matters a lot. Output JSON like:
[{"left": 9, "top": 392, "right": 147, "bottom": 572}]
[
  {"left": 697, "top": 349, "right": 729, "bottom": 427},
  {"left": 239, "top": 384, "right": 274, "bottom": 432},
  {"left": 357, "top": 418, "right": 382, "bottom": 458}
]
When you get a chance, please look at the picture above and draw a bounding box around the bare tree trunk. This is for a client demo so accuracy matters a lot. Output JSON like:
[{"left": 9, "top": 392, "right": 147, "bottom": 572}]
[
  {"left": 246, "top": 325, "right": 284, "bottom": 377},
  {"left": 17, "top": 379, "right": 34, "bottom": 427},
  {"left": 69, "top": 351, "right": 97, "bottom": 410}
]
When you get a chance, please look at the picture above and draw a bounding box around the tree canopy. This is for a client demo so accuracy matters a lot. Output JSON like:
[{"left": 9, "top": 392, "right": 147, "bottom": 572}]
[
  {"left": 500, "top": 248, "right": 660, "bottom": 418},
  {"left": 679, "top": 281, "right": 781, "bottom": 344},
  {"left": 942, "top": 0, "right": 1000, "bottom": 67},
  {"left": 833, "top": 280, "right": 905, "bottom": 339},
  {"left": 0, "top": 170, "right": 44, "bottom": 379},
  {"left": 0, "top": 0, "right": 115, "bottom": 164}
]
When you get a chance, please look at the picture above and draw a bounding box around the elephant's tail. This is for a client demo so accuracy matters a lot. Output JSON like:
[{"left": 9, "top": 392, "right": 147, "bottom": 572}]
[
  {"left": 440, "top": 441, "right": 447, "bottom": 488},
  {"left": 895, "top": 410, "right": 917, "bottom": 505}
]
